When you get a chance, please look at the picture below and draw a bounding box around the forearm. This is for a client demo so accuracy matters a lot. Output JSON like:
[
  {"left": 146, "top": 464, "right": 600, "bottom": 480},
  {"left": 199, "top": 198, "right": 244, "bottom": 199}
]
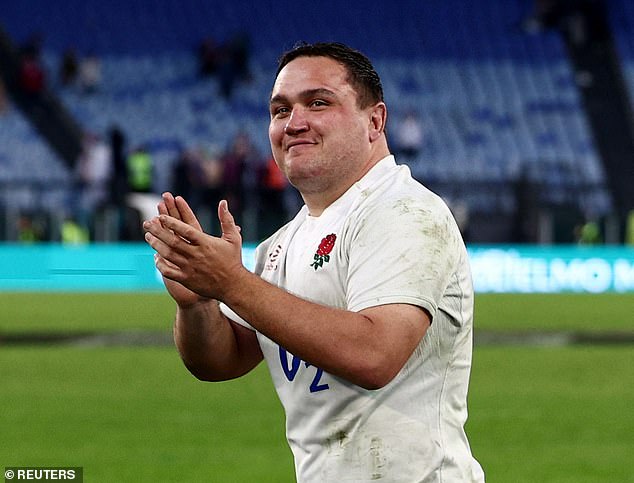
[{"left": 174, "top": 298, "right": 262, "bottom": 381}]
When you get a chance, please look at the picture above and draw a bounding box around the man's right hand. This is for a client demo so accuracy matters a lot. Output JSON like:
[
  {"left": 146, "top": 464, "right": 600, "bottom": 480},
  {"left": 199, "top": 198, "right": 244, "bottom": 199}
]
[{"left": 145, "top": 192, "right": 208, "bottom": 308}]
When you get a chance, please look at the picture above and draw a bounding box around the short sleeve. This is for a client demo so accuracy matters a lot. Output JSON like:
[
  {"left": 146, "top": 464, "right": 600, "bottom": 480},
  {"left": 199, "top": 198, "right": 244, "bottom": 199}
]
[
  {"left": 218, "top": 239, "right": 272, "bottom": 331},
  {"left": 345, "top": 196, "right": 460, "bottom": 319},
  {"left": 219, "top": 302, "right": 255, "bottom": 330}
]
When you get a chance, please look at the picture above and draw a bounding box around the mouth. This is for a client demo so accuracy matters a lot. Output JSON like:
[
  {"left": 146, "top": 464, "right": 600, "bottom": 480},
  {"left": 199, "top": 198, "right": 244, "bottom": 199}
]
[{"left": 286, "top": 140, "right": 315, "bottom": 152}]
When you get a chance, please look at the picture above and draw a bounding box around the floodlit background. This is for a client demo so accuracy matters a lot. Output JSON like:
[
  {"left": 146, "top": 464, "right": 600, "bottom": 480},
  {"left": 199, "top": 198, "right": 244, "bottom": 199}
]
[{"left": 1, "top": 1, "right": 633, "bottom": 481}]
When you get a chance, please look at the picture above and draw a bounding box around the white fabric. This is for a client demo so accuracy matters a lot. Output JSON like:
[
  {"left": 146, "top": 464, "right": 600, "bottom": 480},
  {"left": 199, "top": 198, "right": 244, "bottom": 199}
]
[{"left": 221, "top": 156, "right": 484, "bottom": 482}]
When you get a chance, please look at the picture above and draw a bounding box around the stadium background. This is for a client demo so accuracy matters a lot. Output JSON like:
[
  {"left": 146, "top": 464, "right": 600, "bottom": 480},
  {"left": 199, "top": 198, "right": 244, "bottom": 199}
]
[{"left": 1, "top": 1, "right": 633, "bottom": 481}]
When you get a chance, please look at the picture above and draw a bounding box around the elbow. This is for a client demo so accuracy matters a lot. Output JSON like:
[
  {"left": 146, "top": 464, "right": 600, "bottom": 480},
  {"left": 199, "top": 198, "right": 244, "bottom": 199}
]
[
  {"left": 350, "top": 357, "right": 402, "bottom": 391},
  {"left": 182, "top": 359, "right": 235, "bottom": 383},
  {"left": 183, "top": 361, "right": 218, "bottom": 382},
  {"left": 181, "top": 354, "right": 254, "bottom": 382},
  {"left": 356, "top": 372, "right": 398, "bottom": 391}
]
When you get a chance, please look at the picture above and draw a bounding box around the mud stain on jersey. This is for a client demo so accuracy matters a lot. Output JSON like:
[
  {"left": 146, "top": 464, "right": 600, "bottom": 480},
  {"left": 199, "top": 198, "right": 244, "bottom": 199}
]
[
  {"left": 326, "top": 429, "right": 349, "bottom": 450},
  {"left": 369, "top": 436, "right": 387, "bottom": 479},
  {"left": 392, "top": 198, "right": 414, "bottom": 215}
]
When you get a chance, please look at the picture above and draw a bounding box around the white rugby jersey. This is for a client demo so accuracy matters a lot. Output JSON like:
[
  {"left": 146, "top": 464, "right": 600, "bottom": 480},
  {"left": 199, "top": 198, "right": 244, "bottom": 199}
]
[{"left": 222, "top": 156, "right": 485, "bottom": 482}]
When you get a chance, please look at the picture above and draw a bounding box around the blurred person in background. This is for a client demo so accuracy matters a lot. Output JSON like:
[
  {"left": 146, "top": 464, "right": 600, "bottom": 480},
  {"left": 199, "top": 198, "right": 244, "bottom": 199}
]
[
  {"left": 257, "top": 155, "right": 291, "bottom": 239},
  {"left": 75, "top": 131, "right": 112, "bottom": 227},
  {"left": 125, "top": 145, "right": 159, "bottom": 239},
  {"left": 108, "top": 125, "right": 128, "bottom": 207},
  {"left": 144, "top": 42, "right": 484, "bottom": 482},
  {"left": 217, "top": 32, "right": 252, "bottom": 99},
  {"left": 220, "top": 131, "right": 263, "bottom": 233},
  {"left": 60, "top": 216, "right": 89, "bottom": 244},
  {"left": 0, "top": 78, "right": 8, "bottom": 114},
  {"left": 127, "top": 145, "right": 153, "bottom": 193},
  {"left": 78, "top": 52, "right": 102, "bottom": 94},
  {"left": 59, "top": 47, "right": 79, "bottom": 87},
  {"left": 18, "top": 44, "right": 46, "bottom": 98},
  {"left": 393, "top": 108, "right": 424, "bottom": 160},
  {"left": 197, "top": 36, "right": 221, "bottom": 78},
  {"left": 172, "top": 145, "right": 224, "bottom": 235},
  {"left": 17, "top": 214, "right": 44, "bottom": 243},
  {"left": 625, "top": 210, "right": 634, "bottom": 246}
]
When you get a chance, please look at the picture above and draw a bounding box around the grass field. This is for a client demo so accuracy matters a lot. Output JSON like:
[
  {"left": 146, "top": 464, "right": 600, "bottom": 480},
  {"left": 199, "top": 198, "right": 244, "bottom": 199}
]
[
  {"left": 1, "top": 292, "right": 633, "bottom": 482},
  {"left": 1, "top": 292, "right": 633, "bottom": 334}
]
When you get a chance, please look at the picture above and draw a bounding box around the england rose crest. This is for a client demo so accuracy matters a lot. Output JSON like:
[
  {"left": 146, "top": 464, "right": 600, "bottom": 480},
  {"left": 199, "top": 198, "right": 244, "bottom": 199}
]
[{"left": 310, "top": 234, "right": 336, "bottom": 270}]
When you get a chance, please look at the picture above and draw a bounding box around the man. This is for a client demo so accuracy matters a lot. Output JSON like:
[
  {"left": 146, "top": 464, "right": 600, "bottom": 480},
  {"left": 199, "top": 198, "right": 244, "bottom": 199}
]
[{"left": 144, "top": 42, "right": 484, "bottom": 482}]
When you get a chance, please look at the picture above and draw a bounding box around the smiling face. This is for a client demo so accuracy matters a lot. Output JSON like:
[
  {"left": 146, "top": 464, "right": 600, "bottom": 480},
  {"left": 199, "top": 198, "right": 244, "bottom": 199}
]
[{"left": 268, "top": 56, "right": 388, "bottom": 213}]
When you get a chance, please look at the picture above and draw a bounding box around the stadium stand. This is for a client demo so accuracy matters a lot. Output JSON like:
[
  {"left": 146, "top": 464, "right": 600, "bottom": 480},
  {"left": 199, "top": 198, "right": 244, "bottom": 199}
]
[
  {"left": 608, "top": 0, "right": 634, "bottom": 102},
  {"left": 0, "top": 0, "right": 625, "bottom": 242},
  {"left": 0, "top": 103, "right": 71, "bottom": 210}
]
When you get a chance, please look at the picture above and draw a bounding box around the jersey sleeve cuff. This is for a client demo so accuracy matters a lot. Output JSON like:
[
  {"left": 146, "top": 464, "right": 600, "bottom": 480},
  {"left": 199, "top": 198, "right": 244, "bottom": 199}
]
[
  {"left": 349, "top": 296, "right": 437, "bottom": 321},
  {"left": 219, "top": 302, "right": 255, "bottom": 331}
]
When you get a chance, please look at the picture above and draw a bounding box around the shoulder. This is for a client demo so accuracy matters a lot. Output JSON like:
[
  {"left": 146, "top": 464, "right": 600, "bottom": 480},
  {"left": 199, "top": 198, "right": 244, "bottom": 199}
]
[{"left": 352, "top": 166, "right": 458, "bottom": 240}]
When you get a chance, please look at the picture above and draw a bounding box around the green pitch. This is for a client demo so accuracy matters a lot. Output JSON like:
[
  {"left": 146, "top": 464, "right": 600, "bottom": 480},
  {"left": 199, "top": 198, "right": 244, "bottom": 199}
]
[
  {"left": 1, "top": 291, "right": 633, "bottom": 334},
  {"left": 0, "top": 347, "right": 293, "bottom": 482},
  {"left": 0, "top": 292, "right": 176, "bottom": 334},
  {"left": 475, "top": 292, "right": 634, "bottom": 332},
  {"left": 469, "top": 345, "right": 634, "bottom": 483},
  {"left": 1, "top": 345, "right": 632, "bottom": 482},
  {"left": 1, "top": 291, "right": 633, "bottom": 482}
]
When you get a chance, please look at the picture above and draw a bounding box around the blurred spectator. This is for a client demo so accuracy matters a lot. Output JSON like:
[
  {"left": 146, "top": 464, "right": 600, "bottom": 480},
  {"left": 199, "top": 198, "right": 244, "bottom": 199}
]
[
  {"left": 21, "top": 33, "right": 43, "bottom": 56},
  {"left": 17, "top": 214, "right": 44, "bottom": 243},
  {"left": 512, "top": 169, "right": 535, "bottom": 243},
  {"left": 257, "top": 156, "right": 290, "bottom": 239},
  {"left": 0, "top": 78, "right": 8, "bottom": 115},
  {"left": 522, "top": 0, "right": 609, "bottom": 46},
  {"left": 61, "top": 217, "right": 89, "bottom": 244},
  {"left": 173, "top": 146, "right": 222, "bottom": 205},
  {"left": 18, "top": 47, "right": 46, "bottom": 97},
  {"left": 220, "top": 131, "right": 262, "bottom": 229},
  {"left": 226, "top": 32, "right": 251, "bottom": 83},
  {"left": 59, "top": 48, "right": 79, "bottom": 87},
  {"left": 218, "top": 32, "right": 252, "bottom": 99},
  {"left": 625, "top": 210, "right": 634, "bottom": 246},
  {"left": 173, "top": 148, "right": 202, "bottom": 201},
  {"left": 75, "top": 131, "right": 113, "bottom": 221},
  {"left": 78, "top": 53, "right": 102, "bottom": 94},
  {"left": 393, "top": 110, "right": 424, "bottom": 160},
  {"left": 125, "top": 146, "right": 159, "bottom": 240},
  {"left": 108, "top": 125, "right": 128, "bottom": 207},
  {"left": 197, "top": 37, "right": 221, "bottom": 78},
  {"left": 172, "top": 145, "right": 224, "bottom": 234},
  {"left": 127, "top": 145, "right": 154, "bottom": 193},
  {"left": 575, "top": 218, "right": 602, "bottom": 245},
  {"left": 103, "top": 125, "right": 145, "bottom": 241},
  {"left": 196, "top": 31, "right": 252, "bottom": 99}
]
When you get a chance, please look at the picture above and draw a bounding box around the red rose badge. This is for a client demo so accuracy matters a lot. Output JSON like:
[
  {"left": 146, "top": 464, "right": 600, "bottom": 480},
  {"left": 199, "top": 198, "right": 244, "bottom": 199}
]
[{"left": 310, "top": 234, "right": 336, "bottom": 270}]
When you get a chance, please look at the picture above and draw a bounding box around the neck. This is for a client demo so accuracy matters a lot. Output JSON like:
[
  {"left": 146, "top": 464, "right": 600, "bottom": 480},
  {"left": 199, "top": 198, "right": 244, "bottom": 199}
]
[
  {"left": 302, "top": 187, "right": 348, "bottom": 217},
  {"left": 302, "top": 148, "right": 391, "bottom": 217}
]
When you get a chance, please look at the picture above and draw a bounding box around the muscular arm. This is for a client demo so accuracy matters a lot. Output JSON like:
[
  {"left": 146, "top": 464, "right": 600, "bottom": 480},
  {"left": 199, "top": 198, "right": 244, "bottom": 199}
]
[
  {"left": 224, "top": 269, "right": 429, "bottom": 389},
  {"left": 145, "top": 194, "right": 429, "bottom": 389}
]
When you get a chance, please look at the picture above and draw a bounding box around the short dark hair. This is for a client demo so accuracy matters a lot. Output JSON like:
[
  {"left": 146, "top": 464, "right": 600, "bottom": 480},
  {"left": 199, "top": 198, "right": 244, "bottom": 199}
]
[{"left": 275, "top": 42, "right": 384, "bottom": 109}]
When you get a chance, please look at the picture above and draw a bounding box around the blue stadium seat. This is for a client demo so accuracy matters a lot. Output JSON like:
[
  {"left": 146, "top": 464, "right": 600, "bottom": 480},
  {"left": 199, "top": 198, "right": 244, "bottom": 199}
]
[{"left": 0, "top": 0, "right": 619, "bottom": 218}]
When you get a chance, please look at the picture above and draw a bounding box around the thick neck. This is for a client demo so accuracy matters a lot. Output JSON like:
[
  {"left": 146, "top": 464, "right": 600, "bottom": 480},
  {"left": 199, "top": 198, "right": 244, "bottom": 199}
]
[{"left": 302, "top": 143, "right": 391, "bottom": 217}]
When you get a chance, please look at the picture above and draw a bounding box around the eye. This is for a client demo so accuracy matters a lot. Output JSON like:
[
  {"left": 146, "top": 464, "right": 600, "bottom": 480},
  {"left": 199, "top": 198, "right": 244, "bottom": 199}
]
[
  {"left": 272, "top": 106, "right": 290, "bottom": 118},
  {"left": 310, "top": 99, "right": 328, "bottom": 108}
]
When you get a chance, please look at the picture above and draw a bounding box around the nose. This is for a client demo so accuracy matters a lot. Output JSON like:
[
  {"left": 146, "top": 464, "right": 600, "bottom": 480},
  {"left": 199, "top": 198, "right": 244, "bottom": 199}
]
[{"left": 284, "top": 108, "right": 309, "bottom": 135}]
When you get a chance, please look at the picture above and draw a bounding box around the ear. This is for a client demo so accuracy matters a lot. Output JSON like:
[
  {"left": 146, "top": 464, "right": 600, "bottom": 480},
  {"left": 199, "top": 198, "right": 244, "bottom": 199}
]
[{"left": 368, "top": 102, "right": 387, "bottom": 142}]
